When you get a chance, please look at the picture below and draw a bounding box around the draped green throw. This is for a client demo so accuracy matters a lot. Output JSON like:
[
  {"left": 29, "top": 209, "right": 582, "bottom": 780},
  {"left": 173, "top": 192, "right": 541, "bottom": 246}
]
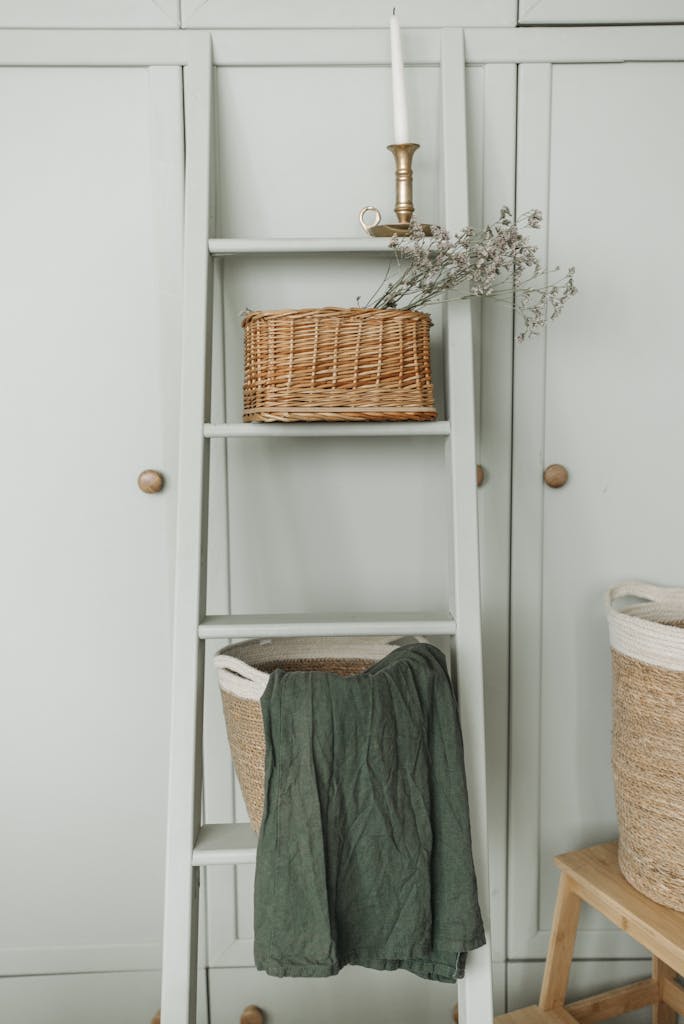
[{"left": 253, "top": 642, "right": 485, "bottom": 983}]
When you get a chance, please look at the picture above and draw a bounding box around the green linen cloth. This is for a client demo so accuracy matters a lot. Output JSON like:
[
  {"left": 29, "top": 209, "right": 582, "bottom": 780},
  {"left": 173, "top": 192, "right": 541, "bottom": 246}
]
[{"left": 253, "top": 642, "right": 485, "bottom": 983}]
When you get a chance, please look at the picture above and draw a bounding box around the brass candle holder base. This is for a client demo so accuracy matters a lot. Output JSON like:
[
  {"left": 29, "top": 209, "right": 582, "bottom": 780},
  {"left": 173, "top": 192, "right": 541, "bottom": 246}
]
[
  {"left": 360, "top": 142, "right": 432, "bottom": 237},
  {"left": 361, "top": 218, "right": 434, "bottom": 238}
]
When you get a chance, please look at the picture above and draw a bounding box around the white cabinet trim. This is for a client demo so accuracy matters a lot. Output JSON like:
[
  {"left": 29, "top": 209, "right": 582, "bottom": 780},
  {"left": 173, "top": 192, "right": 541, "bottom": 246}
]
[
  {"left": 208, "top": 26, "right": 684, "bottom": 68},
  {"left": 477, "top": 60, "right": 517, "bottom": 971},
  {"left": 508, "top": 60, "right": 553, "bottom": 964},
  {"left": 465, "top": 25, "right": 684, "bottom": 62},
  {"left": 0, "top": 28, "right": 202, "bottom": 65},
  {"left": 181, "top": 1, "right": 517, "bottom": 30},
  {"left": 0, "top": 944, "right": 162, "bottom": 976},
  {"left": 518, "top": 0, "right": 684, "bottom": 25},
  {"left": 0, "top": 1, "right": 179, "bottom": 28}
]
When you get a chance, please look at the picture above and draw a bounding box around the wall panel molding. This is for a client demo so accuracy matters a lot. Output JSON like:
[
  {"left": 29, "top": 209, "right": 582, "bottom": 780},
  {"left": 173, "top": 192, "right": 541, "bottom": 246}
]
[
  {"left": 181, "top": 0, "right": 516, "bottom": 29},
  {"left": 518, "top": 0, "right": 684, "bottom": 25},
  {"left": 0, "top": 0, "right": 179, "bottom": 28}
]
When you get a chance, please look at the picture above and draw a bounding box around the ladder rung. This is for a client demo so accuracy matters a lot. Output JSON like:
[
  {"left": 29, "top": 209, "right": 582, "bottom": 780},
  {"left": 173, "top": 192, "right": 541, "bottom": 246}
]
[
  {"left": 199, "top": 612, "right": 456, "bottom": 640},
  {"left": 204, "top": 421, "right": 450, "bottom": 438},
  {"left": 209, "top": 237, "right": 392, "bottom": 255},
  {"left": 192, "top": 823, "right": 257, "bottom": 866}
]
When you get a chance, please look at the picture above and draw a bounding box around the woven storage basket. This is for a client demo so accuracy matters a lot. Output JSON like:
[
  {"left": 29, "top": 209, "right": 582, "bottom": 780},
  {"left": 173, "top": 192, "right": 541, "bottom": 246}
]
[
  {"left": 214, "top": 636, "right": 409, "bottom": 832},
  {"left": 242, "top": 307, "right": 436, "bottom": 422},
  {"left": 606, "top": 582, "right": 684, "bottom": 910}
]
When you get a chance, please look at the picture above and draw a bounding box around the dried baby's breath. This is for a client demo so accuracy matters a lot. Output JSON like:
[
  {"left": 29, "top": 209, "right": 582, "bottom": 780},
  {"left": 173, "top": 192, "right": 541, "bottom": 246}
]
[{"left": 365, "top": 208, "right": 576, "bottom": 341}]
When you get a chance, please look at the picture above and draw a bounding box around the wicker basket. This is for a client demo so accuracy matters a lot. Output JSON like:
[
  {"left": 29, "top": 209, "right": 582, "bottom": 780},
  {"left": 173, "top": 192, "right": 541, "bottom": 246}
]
[
  {"left": 606, "top": 582, "right": 684, "bottom": 910},
  {"left": 242, "top": 307, "right": 436, "bottom": 422},
  {"left": 214, "top": 636, "right": 407, "bottom": 831}
]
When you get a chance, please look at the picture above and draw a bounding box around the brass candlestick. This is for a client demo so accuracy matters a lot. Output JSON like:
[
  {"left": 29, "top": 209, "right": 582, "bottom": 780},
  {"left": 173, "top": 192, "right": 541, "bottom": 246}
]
[{"left": 360, "top": 142, "right": 432, "bottom": 237}]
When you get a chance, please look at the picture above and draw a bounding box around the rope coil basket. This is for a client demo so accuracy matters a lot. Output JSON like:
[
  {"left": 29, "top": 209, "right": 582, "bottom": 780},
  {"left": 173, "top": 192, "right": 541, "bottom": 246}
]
[
  {"left": 606, "top": 582, "right": 684, "bottom": 910},
  {"left": 242, "top": 307, "right": 436, "bottom": 422},
  {"left": 214, "top": 636, "right": 413, "bottom": 832}
]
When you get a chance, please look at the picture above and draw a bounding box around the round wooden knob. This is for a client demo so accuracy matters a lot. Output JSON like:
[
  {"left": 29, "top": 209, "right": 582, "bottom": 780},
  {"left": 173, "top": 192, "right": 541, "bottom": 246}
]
[
  {"left": 240, "top": 1007, "right": 264, "bottom": 1024},
  {"left": 138, "top": 469, "right": 164, "bottom": 494},
  {"left": 543, "top": 463, "right": 569, "bottom": 488},
  {"left": 476, "top": 464, "right": 485, "bottom": 487}
]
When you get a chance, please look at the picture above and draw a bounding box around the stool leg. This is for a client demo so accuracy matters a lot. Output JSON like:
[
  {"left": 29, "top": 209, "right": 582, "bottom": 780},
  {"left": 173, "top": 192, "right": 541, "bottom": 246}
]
[
  {"left": 539, "top": 872, "right": 582, "bottom": 1010},
  {"left": 652, "top": 958, "right": 676, "bottom": 1024}
]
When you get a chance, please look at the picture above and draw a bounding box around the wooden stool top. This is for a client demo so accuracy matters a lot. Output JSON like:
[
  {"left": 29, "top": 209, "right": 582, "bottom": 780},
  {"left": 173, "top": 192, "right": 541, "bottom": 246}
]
[{"left": 554, "top": 841, "right": 684, "bottom": 975}]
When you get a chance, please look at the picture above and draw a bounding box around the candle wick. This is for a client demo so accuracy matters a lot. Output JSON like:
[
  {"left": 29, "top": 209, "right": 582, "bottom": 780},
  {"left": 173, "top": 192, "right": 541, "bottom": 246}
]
[{"left": 393, "top": 6, "right": 397, "bottom": 13}]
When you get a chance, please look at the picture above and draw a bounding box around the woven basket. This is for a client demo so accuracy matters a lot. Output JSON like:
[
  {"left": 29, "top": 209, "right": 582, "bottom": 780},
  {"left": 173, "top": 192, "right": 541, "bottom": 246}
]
[
  {"left": 606, "top": 582, "right": 684, "bottom": 910},
  {"left": 242, "top": 307, "right": 436, "bottom": 422},
  {"left": 214, "top": 636, "right": 409, "bottom": 831}
]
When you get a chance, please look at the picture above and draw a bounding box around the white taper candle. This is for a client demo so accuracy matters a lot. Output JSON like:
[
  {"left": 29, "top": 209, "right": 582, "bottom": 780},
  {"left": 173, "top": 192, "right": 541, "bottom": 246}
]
[{"left": 390, "top": 10, "right": 409, "bottom": 144}]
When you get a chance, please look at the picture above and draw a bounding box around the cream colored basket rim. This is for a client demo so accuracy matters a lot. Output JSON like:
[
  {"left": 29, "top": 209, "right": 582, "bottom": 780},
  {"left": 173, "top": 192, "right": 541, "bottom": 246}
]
[
  {"left": 214, "top": 635, "right": 421, "bottom": 702},
  {"left": 606, "top": 581, "right": 684, "bottom": 671}
]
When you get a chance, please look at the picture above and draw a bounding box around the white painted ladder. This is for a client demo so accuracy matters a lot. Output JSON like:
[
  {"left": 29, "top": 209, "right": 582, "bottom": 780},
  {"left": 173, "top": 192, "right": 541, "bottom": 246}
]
[{"left": 160, "top": 28, "right": 493, "bottom": 1024}]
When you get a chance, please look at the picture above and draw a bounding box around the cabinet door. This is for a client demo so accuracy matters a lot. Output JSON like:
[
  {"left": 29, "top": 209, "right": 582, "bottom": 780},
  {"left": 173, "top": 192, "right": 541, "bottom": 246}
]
[
  {"left": 509, "top": 59, "right": 684, "bottom": 963},
  {"left": 0, "top": 62, "right": 183, "bottom": 977}
]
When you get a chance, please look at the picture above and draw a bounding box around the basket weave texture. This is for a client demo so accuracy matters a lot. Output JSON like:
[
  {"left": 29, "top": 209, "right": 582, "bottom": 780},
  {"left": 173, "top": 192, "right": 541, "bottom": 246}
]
[
  {"left": 242, "top": 307, "right": 436, "bottom": 422},
  {"left": 606, "top": 582, "right": 684, "bottom": 910},
  {"left": 214, "top": 637, "right": 404, "bottom": 831}
]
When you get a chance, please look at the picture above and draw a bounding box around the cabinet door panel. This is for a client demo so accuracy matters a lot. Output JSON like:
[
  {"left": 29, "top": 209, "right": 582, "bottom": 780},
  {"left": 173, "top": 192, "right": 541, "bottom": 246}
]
[
  {"left": 509, "top": 60, "right": 684, "bottom": 959},
  {"left": 0, "top": 66, "right": 182, "bottom": 973},
  {"left": 0, "top": 972, "right": 208, "bottom": 1024},
  {"left": 209, "top": 967, "right": 460, "bottom": 1024},
  {"left": 0, "top": 972, "right": 166, "bottom": 1024}
]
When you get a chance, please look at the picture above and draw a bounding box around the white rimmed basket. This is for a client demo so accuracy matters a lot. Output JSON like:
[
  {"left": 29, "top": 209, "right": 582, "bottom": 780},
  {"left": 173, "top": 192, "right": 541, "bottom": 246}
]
[
  {"left": 214, "top": 636, "right": 413, "bottom": 832},
  {"left": 606, "top": 582, "right": 684, "bottom": 910}
]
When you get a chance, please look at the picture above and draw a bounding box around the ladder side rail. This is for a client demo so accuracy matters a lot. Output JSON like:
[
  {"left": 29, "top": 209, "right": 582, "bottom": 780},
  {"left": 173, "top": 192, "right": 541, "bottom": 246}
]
[
  {"left": 441, "top": 26, "right": 494, "bottom": 1024},
  {"left": 160, "top": 32, "right": 215, "bottom": 1024}
]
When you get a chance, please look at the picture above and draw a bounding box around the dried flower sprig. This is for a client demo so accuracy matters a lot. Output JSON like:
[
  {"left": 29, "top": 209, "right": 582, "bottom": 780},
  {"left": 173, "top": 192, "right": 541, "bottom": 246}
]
[{"left": 364, "top": 208, "right": 576, "bottom": 341}]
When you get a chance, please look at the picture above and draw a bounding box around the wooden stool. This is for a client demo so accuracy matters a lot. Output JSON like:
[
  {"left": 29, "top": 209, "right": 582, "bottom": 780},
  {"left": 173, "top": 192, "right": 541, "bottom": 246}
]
[{"left": 496, "top": 841, "right": 684, "bottom": 1024}]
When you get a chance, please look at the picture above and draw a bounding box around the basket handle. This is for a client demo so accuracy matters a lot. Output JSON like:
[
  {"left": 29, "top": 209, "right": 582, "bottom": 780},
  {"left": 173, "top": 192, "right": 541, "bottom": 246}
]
[
  {"left": 213, "top": 653, "right": 269, "bottom": 687},
  {"left": 607, "top": 581, "right": 684, "bottom": 612}
]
